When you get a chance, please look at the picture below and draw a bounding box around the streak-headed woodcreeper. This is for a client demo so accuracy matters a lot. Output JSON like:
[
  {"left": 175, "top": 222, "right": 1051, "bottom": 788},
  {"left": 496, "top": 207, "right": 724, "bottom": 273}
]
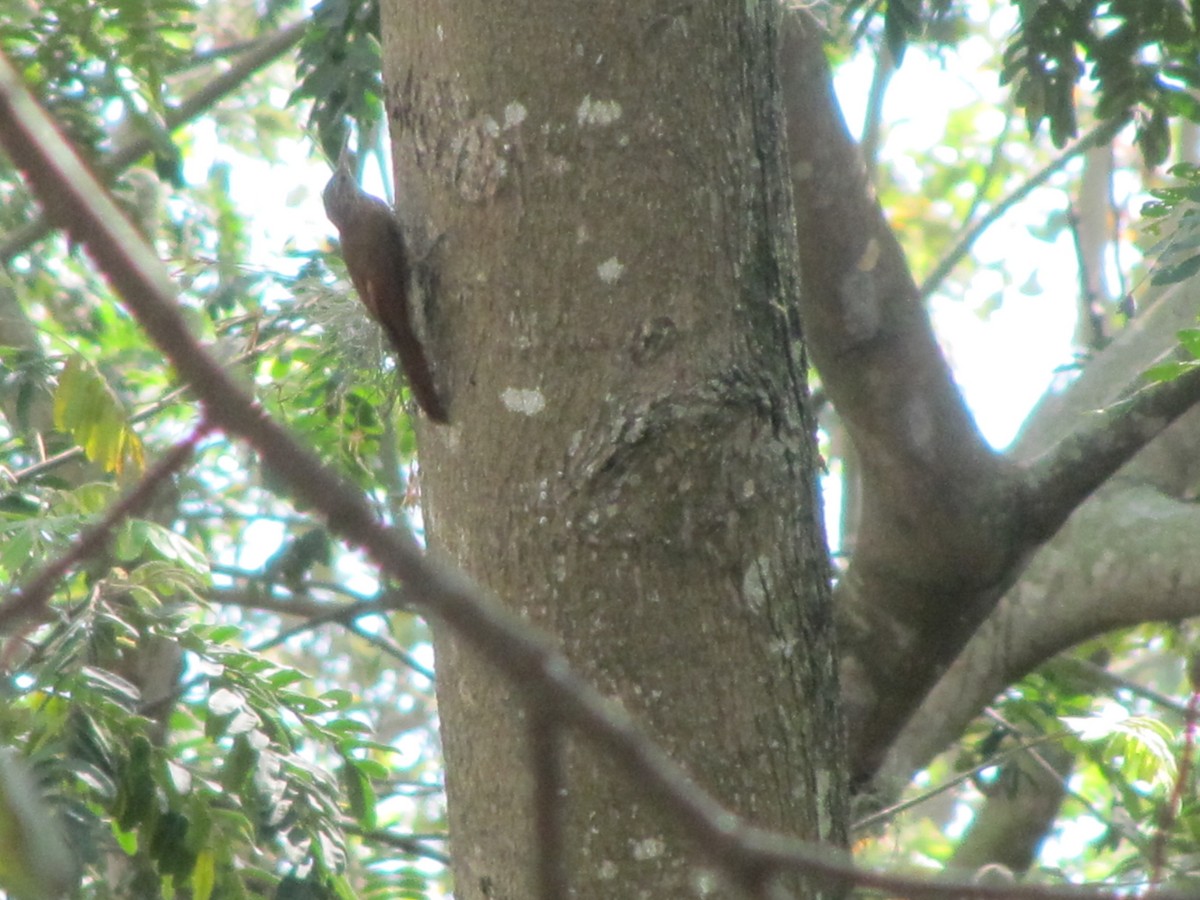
[{"left": 322, "top": 155, "right": 449, "bottom": 423}]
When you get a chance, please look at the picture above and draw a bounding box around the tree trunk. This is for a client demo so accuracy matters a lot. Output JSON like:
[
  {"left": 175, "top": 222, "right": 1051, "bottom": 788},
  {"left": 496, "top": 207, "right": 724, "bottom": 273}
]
[{"left": 379, "top": 0, "right": 846, "bottom": 896}]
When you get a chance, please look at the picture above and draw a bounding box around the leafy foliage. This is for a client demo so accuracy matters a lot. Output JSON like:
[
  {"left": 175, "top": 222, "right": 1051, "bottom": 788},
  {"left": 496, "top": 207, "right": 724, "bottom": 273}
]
[
  {"left": 293, "top": 0, "right": 383, "bottom": 161},
  {"left": 0, "top": 1, "right": 444, "bottom": 897},
  {"left": 53, "top": 357, "right": 145, "bottom": 476},
  {"left": 1142, "top": 163, "right": 1200, "bottom": 285},
  {"left": 842, "top": 0, "right": 1200, "bottom": 163},
  {"left": 0, "top": 0, "right": 198, "bottom": 176}
]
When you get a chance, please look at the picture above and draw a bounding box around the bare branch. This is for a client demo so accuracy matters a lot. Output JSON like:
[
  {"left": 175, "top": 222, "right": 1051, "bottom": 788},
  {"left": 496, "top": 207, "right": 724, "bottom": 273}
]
[
  {"left": 1052, "top": 656, "right": 1192, "bottom": 718},
  {"left": 918, "top": 116, "right": 1127, "bottom": 301},
  {"left": 1149, "top": 693, "right": 1199, "bottom": 887},
  {"left": 879, "top": 483, "right": 1200, "bottom": 793},
  {"left": 852, "top": 730, "right": 1069, "bottom": 834},
  {"left": 343, "top": 824, "right": 450, "bottom": 865},
  {"left": 343, "top": 618, "right": 436, "bottom": 683},
  {"left": 859, "top": 42, "right": 895, "bottom": 178}
]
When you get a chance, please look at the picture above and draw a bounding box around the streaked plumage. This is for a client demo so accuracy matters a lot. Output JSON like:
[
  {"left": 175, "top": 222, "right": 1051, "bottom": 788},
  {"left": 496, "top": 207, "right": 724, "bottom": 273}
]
[{"left": 323, "top": 161, "right": 449, "bottom": 423}]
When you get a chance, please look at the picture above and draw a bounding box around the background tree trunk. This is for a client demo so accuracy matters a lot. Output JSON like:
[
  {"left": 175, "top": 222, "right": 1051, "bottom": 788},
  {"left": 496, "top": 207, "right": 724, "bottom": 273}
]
[{"left": 380, "top": 0, "right": 846, "bottom": 895}]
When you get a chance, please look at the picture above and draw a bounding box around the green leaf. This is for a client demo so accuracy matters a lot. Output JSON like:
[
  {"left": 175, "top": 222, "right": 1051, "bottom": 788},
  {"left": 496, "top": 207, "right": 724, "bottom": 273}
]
[
  {"left": 1179, "top": 328, "right": 1200, "bottom": 359},
  {"left": 114, "top": 519, "right": 149, "bottom": 561},
  {"left": 0, "top": 528, "right": 35, "bottom": 575},
  {"left": 192, "top": 850, "right": 216, "bottom": 900},
  {"left": 116, "top": 736, "right": 155, "bottom": 831},
  {"left": 1143, "top": 360, "right": 1197, "bottom": 383},
  {"left": 340, "top": 759, "right": 376, "bottom": 828},
  {"left": 1151, "top": 253, "right": 1200, "bottom": 285},
  {"left": 79, "top": 666, "right": 141, "bottom": 706},
  {"left": 220, "top": 736, "right": 257, "bottom": 792},
  {"left": 111, "top": 821, "right": 138, "bottom": 855},
  {"left": 208, "top": 688, "right": 245, "bottom": 717},
  {"left": 1062, "top": 714, "right": 1178, "bottom": 791},
  {"left": 150, "top": 810, "right": 195, "bottom": 878},
  {"left": 320, "top": 689, "right": 353, "bottom": 710},
  {"left": 138, "top": 521, "right": 210, "bottom": 573}
]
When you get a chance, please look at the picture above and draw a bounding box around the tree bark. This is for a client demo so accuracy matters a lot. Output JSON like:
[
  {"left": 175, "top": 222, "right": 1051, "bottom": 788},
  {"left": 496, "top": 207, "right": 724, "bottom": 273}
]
[{"left": 380, "top": 0, "right": 846, "bottom": 896}]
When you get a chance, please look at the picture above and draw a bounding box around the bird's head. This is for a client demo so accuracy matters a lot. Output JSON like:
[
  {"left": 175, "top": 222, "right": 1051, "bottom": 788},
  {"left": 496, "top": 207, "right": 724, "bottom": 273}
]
[{"left": 322, "top": 148, "right": 361, "bottom": 228}]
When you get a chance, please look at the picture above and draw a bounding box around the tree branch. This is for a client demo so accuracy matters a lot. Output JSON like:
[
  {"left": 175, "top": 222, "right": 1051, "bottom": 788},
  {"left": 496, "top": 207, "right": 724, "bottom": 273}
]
[
  {"left": 782, "top": 8, "right": 1019, "bottom": 785},
  {"left": 853, "top": 729, "right": 1069, "bottom": 834},
  {"left": 780, "top": 9, "right": 1200, "bottom": 788},
  {"left": 1021, "top": 362, "right": 1200, "bottom": 541},
  {"left": 859, "top": 41, "right": 894, "bottom": 178},
  {"left": 782, "top": 9, "right": 998, "bottom": 504},
  {"left": 343, "top": 824, "right": 450, "bottom": 865},
  {"left": 1015, "top": 279, "right": 1200, "bottom": 459},
  {"left": 919, "top": 117, "right": 1127, "bottom": 301},
  {"left": 878, "top": 482, "right": 1200, "bottom": 793}
]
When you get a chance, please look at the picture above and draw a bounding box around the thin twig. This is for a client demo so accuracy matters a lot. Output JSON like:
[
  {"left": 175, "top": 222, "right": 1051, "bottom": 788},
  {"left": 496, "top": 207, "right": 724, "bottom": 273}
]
[
  {"left": 210, "top": 564, "right": 381, "bottom": 608},
  {"left": 959, "top": 108, "right": 1015, "bottom": 235},
  {"left": 1049, "top": 656, "right": 1192, "bottom": 718},
  {"left": 9, "top": 320, "right": 300, "bottom": 485},
  {"left": 1067, "top": 202, "right": 1107, "bottom": 350},
  {"left": 919, "top": 116, "right": 1128, "bottom": 300},
  {"left": 343, "top": 824, "right": 450, "bottom": 865},
  {"left": 981, "top": 708, "right": 1114, "bottom": 831},
  {"left": 852, "top": 730, "right": 1070, "bottom": 833},
  {"left": 860, "top": 41, "right": 894, "bottom": 178},
  {"left": 344, "top": 618, "right": 436, "bottom": 683},
  {"left": 1149, "top": 690, "right": 1199, "bottom": 887},
  {"left": 10, "top": 382, "right": 191, "bottom": 484},
  {"left": 219, "top": 584, "right": 435, "bottom": 682}
]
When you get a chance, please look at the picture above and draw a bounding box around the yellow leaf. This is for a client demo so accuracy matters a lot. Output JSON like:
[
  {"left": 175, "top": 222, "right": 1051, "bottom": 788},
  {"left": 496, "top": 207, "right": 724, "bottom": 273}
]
[
  {"left": 191, "top": 850, "right": 216, "bottom": 900},
  {"left": 53, "top": 356, "right": 144, "bottom": 476}
]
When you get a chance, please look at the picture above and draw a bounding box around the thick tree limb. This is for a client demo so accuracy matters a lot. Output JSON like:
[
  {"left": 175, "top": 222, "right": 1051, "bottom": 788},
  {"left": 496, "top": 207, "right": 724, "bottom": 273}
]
[
  {"left": 783, "top": 8, "right": 1020, "bottom": 785},
  {"left": 878, "top": 481, "right": 1200, "bottom": 791},
  {"left": 780, "top": 8, "right": 1200, "bottom": 787},
  {"left": 1021, "top": 363, "right": 1200, "bottom": 540},
  {"left": 882, "top": 282, "right": 1200, "bottom": 787},
  {"left": 1015, "top": 278, "right": 1200, "bottom": 459},
  {"left": 873, "top": 283, "right": 1200, "bottom": 871}
]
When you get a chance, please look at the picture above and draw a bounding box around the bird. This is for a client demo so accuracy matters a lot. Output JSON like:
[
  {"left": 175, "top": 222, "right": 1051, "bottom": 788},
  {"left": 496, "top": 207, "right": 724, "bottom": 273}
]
[{"left": 322, "top": 152, "right": 449, "bottom": 423}]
